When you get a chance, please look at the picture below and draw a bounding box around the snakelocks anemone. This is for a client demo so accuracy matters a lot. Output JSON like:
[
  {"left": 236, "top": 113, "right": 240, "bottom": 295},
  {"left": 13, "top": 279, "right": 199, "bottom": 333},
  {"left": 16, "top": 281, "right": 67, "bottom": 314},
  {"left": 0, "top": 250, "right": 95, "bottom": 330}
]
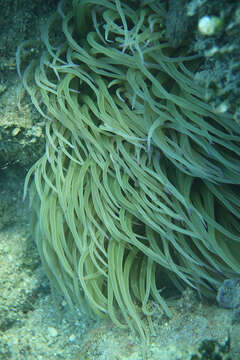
[{"left": 18, "top": 0, "right": 240, "bottom": 343}]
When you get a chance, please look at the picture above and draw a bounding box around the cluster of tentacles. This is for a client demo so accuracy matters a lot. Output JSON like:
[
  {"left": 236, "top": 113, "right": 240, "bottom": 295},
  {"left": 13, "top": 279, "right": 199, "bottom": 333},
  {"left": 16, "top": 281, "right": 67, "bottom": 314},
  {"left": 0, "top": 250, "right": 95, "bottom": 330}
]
[{"left": 18, "top": 0, "right": 240, "bottom": 341}]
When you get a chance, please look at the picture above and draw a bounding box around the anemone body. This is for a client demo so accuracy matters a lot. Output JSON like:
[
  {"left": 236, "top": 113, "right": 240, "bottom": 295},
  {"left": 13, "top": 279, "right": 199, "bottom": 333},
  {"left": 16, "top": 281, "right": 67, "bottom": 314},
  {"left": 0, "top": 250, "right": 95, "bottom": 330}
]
[{"left": 19, "top": 0, "right": 240, "bottom": 341}]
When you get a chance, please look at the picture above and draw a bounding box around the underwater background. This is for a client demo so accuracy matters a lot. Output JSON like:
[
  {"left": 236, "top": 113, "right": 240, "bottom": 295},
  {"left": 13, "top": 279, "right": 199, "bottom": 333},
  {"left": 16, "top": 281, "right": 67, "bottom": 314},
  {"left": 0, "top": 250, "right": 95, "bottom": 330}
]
[{"left": 0, "top": 0, "right": 240, "bottom": 359}]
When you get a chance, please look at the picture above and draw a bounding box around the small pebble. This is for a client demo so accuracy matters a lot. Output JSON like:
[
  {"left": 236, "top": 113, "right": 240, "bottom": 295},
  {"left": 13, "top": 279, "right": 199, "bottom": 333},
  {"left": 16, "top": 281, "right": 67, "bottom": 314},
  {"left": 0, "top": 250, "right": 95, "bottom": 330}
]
[
  {"left": 69, "top": 334, "right": 76, "bottom": 342},
  {"left": 48, "top": 327, "right": 58, "bottom": 337},
  {"left": 198, "top": 15, "right": 223, "bottom": 36}
]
